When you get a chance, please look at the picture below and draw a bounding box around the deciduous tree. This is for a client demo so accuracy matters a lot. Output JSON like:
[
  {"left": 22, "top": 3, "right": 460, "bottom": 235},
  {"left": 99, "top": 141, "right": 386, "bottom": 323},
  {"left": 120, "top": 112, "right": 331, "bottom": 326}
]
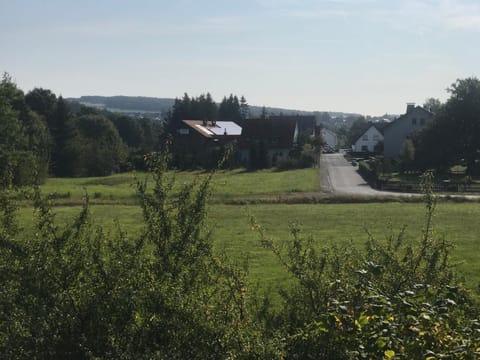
[
  {"left": 415, "top": 77, "right": 480, "bottom": 174},
  {"left": 64, "top": 114, "right": 127, "bottom": 176}
]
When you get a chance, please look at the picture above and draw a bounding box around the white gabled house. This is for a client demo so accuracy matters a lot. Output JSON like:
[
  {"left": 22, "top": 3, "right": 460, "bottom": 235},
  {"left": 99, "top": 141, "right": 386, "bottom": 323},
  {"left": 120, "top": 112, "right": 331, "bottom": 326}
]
[
  {"left": 352, "top": 123, "right": 385, "bottom": 153},
  {"left": 350, "top": 103, "right": 434, "bottom": 156}
]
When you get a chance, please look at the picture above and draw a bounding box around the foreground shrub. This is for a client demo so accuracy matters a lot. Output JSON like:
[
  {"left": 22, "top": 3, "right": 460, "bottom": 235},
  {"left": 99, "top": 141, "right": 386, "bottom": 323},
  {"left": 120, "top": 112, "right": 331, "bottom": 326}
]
[
  {"left": 0, "top": 156, "right": 479, "bottom": 358},
  {"left": 0, "top": 151, "right": 270, "bottom": 358},
  {"left": 254, "top": 172, "right": 480, "bottom": 359}
]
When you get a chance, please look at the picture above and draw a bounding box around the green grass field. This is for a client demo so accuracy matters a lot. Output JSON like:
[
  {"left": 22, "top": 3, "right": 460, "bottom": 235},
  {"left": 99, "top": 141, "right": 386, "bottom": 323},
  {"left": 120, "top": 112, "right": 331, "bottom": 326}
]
[
  {"left": 12, "top": 167, "right": 480, "bottom": 302},
  {"left": 38, "top": 168, "right": 320, "bottom": 205},
  {"left": 17, "top": 199, "right": 480, "bottom": 298}
]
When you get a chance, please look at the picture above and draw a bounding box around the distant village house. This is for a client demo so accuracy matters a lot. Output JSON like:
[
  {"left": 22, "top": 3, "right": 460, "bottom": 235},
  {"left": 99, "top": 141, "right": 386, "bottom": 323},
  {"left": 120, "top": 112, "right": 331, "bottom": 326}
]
[
  {"left": 352, "top": 123, "right": 386, "bottom": 153},
  {"left": 351, "top": 103, "right": 433, "bottom": 157},
  {"left": 239, "top": 117, "right": 298, "bottom": 168},
  {"left": 174, "top": 114, "right": 334, "bottom": 169},
  {"left": 174, "top": 119, "right": 242, "bottom": 167},
  {"left": 383, "top": 103, "right": 433, "bottom": 158}
]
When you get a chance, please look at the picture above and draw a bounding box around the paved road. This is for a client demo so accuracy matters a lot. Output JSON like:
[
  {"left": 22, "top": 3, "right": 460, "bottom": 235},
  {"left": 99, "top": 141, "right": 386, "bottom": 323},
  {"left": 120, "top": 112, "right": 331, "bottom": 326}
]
[
  {"left": 320, "top": 152, "right": 419, "bottom": 197},
  {"left": 320, "top": 152, "right": 480, "bottom": 199},
  {"left": 320, "top": 153, "right": 378, "bottom": 195}
]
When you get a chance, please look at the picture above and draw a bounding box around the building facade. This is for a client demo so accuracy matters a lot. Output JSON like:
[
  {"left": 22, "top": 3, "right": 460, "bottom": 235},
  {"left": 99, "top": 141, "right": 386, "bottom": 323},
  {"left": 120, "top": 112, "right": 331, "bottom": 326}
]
[
  {"left": 352, "top": 125, "right": 384, "bottom": 153},
  {"left": 239, "top": 118, "right": 298, "bottom": 168},
  {"left": 383, "top": 104, "right": 433, "bottom": 158}
]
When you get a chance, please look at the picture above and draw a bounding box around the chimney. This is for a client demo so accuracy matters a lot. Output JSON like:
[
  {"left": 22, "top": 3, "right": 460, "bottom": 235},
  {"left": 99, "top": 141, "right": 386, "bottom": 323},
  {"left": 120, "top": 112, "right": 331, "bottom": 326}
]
[
  {"left": 406, "top": 102, "right": 415, "bottom": 114},
  {"left": 224, "top": 128, "right": 227, "bottom": 135}
]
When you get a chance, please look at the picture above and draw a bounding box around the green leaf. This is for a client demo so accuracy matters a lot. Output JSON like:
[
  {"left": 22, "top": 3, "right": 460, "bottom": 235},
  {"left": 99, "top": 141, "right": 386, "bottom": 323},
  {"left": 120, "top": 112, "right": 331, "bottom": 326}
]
[
  {"left": 384, "top": 349, "right": 395, "bottom": 359},
  {"left": 376, "top": 338, "right": 386, "bottom": 349}
]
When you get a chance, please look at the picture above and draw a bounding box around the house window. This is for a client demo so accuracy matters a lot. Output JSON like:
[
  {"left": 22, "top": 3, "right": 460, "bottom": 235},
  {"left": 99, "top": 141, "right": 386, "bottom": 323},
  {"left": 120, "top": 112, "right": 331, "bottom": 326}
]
[
  {"left": 361, "top": 145, "right": 368, "bottom": 152},
  {"left": 420, "top": 118, "right": 426, "bottom": 125},
  {"left": 412, "top": 118, "right": 417, "bottom": 125},
  {"left": 362, "top": 135, "right": 368, "bottom": 140},
  {"left": 373, "top": 134, "right": 380, "bottom": 141}
]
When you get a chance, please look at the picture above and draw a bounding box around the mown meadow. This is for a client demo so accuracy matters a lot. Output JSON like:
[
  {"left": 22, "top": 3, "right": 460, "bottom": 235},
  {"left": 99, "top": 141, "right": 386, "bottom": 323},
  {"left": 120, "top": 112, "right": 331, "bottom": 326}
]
[
  {"left": 18, "top": 167, "right": 480, "bottom": 297},
  {"left": 37, "top": 167, "right": 320, "bottom": 205}
]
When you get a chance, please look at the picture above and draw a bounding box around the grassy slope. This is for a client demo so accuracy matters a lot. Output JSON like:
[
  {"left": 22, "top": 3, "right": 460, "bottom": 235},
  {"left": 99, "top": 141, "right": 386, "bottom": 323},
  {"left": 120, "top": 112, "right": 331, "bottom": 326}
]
[{"left": 39, "top": 168, "right": 320, "bottom": 204}]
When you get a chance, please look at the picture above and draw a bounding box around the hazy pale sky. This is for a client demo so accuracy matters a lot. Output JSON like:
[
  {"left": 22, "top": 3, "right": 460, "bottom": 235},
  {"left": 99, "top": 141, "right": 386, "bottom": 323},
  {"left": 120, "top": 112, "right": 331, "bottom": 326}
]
[{"left": 1, "top": 0, "right": 479, "bottom": 115}]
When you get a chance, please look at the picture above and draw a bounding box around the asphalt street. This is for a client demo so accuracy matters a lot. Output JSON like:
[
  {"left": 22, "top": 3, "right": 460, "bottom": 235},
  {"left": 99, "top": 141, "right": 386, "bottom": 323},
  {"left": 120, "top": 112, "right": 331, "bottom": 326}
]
[
  {"left": 319, "top": 152, "right": 480, "bottom": 202},
  {"left": 320, "top": 152, "right": 381, "bottom": 195}
]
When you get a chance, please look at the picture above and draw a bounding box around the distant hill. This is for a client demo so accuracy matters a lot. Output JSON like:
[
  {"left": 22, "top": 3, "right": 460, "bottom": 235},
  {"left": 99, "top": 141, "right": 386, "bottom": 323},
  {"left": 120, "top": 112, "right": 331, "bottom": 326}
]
[
  {"left": 67, "top": 96, "right": 176, "bottom": 113},
  {"left": 67, "top": 95, "right": 322, "bottom": 116},
  {"left": 248, "top": 105, "right": 314, "bottom": 117},
  {"left": 67, "top": 95, "right": 363, "bottom": 125}
]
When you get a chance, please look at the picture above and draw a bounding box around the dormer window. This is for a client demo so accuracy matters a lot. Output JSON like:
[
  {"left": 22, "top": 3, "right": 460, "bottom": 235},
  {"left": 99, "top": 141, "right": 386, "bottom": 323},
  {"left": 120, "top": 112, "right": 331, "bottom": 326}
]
[{"left": 412, "top": 118, "right": 417, "bottom": 125}]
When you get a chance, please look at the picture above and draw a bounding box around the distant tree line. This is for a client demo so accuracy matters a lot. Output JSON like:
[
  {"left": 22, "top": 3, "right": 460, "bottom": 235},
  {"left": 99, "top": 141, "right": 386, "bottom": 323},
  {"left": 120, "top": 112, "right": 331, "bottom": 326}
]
[
  {"left": 165, "top": 92, "right": 249, "bottom": 133},
  {"left": 0, "top": 73, "right": 163, "bottom": 185}
]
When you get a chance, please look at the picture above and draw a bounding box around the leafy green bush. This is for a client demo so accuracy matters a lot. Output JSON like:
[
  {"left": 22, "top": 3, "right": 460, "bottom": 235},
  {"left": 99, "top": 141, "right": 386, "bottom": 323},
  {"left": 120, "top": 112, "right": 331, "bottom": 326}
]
[
  {"left": 1, "top": 153, "right": 479, "bottom": 358},
  {"left": 0, "top": 150, "right": 48, "bottom": 187},
  {"left": 0, "top": 151, "right": 271, "bottom": 358},
  {"left": 358, "top": 160, "right": 379, "bottom": 187},
  {"left": 254, "top": 172, "right": 480, "bottom": 359},
  {"left": 276, "top": 154, "right": 314, "bottom": 171}
]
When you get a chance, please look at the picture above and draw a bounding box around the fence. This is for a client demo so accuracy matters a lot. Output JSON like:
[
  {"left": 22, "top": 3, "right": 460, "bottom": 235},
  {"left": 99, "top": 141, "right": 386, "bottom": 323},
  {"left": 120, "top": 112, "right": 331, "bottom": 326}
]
[{"left": 377, "top": 180, "right": 480, "bottom": 193}]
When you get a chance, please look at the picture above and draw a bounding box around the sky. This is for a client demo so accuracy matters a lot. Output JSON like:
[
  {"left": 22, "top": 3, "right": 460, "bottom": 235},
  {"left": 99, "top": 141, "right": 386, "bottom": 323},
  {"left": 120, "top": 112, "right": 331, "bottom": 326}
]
[{"left": 1, "top": 0, "right": 480, "bottom": 115}]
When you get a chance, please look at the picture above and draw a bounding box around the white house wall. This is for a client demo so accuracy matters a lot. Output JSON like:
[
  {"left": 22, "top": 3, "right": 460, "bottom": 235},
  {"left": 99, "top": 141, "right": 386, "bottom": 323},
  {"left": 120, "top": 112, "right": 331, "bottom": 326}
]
[{"left": 353, "top": 126, "right": 383, "bottom": 152}]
